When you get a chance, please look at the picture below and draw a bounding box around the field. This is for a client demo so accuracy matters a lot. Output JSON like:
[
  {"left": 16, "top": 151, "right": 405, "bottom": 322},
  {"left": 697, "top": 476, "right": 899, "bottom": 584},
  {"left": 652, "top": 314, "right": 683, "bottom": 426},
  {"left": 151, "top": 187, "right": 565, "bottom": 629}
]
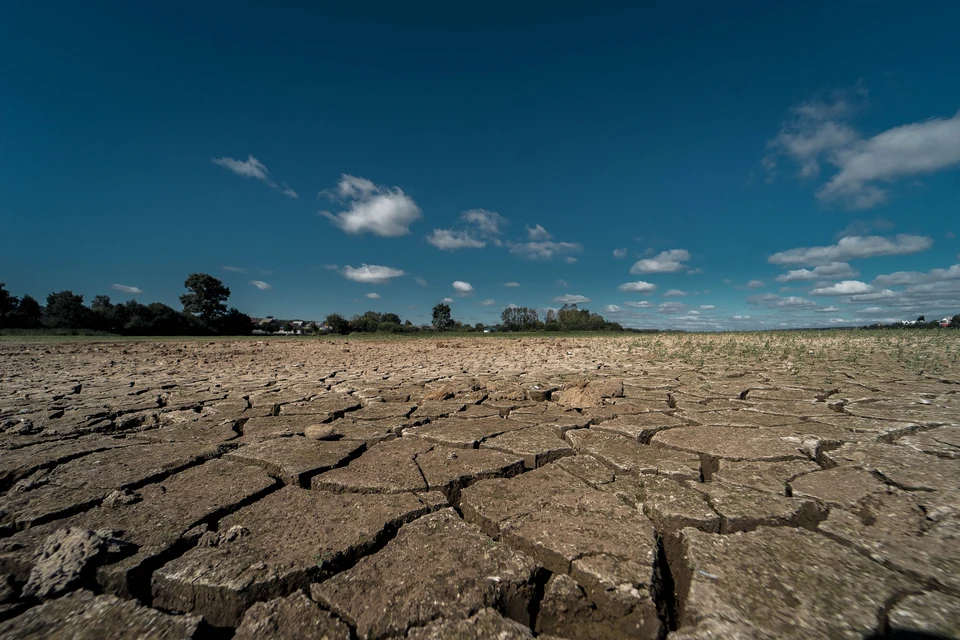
[{"left": 0, "top": 331, "right": 957, "bottom": 638}]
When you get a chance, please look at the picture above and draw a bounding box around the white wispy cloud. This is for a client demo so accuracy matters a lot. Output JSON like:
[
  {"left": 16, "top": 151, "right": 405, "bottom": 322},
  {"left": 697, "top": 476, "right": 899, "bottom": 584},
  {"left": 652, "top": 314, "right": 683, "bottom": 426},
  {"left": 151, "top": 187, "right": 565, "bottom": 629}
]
[
  {"left": 604, "top": 304, "right": 622, "bottom": 313},
  {"left": 613, "top": 248, "right": 627, "bottom": 259},
  {"left": 747, "top": 293, "right": 818, "bottom": 309},
  {"left": 554, "top": 294, "right": 590, "bottom": 304},
  {"left": 618, "top": 281, "right": 657, "bottom": 293},
  {"left": 320, "top": 174, "right": 422, "bottom": 237},
  {"left": 212, "top": 155, "right": 270, "bottom": 180},
  {"left": 775, "top": 262, "right": 858, "bottom": 282},
  {"left": 222, "top": 266, "right": 247, "bottom": 273},
  {"left": 630, "top": 249, "right": 690, "bottom": 274},
  {"left": 510, "top": 241, "right": 583, "bottom": 260},
  {"left": 658, "top": 302, "right": 688, "bottom": 314},
  {"left": 111, "top": 284, "right": 142, "bottom": 294},
  {"left": 504, "top": 282, "right": 521, "bottom": 287},
  {"left": 366, "top": 292, "right": 381, "bottom": 299},
  {"left": 814, "top": 306, "right": 841, "bottom": 313},
  {"left": 452, "top": 281, "right": 475, "bottom": 296},
  {"left": 565, "top": 257, "right": 578, "bottom": 264},
  {"left": 809, "top": 280, "right": 873, "bottom": 296},
  {"left": 426, "top": 229, "right": 486, "bottom": 250},
  {"left": 768, "top": 235, "right": 932, "bottom": 266},
  {"left": 280, "top": 184, "right": 298, "bottom": 199},
  {"left": 250, "top": 280, "right": 272, "bottom": 290},
  {"left": 526, "top": 224, "right": 551, "bottom": 241},
  {"left": 873, "top": 264, "right": 960, "bottom": 287},
  {"left": 746, "top": 280, "right": 764, "bottom": 289},
  {"left": 462, "top": 209, "right": 505, "bottom": 235},
  {"left": 556, "top": 279, "right": 568, "bottom": 288},
  {"left": 479, "top": 299, "right": 496, "bottom": 306},
  {"left": 700, "top": 305, "right": 715, "bottom": 310},
  {"left": 341, "top": 264, "right": 406, "bottom": 284},
  {"left": 415, "top": 277, "right": 428, "bottom": 287},
  {"left": 663, "top": 289, "right": 688, "bottom": 297},
  {"left": 625, "top": 301, "right": 653, "bottom": 308}
]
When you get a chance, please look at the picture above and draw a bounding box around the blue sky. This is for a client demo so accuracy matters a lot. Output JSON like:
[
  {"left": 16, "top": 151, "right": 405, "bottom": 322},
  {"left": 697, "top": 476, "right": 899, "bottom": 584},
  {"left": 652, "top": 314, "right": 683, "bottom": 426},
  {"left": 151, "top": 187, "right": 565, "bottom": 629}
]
[{"left": 2, "top": 0, "right": 959, "bottom": 330}]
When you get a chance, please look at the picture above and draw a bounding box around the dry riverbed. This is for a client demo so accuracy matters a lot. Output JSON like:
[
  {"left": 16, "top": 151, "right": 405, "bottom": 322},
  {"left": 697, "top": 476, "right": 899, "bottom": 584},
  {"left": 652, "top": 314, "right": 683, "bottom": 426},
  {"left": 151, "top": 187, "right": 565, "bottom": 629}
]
[{"left": 0, "top": 332, "right": 958, "bottom": 639}]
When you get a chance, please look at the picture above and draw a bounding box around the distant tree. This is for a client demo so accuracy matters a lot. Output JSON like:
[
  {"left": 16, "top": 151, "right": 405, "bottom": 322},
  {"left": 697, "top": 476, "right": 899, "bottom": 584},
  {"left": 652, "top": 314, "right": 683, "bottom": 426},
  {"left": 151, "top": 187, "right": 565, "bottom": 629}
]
[
  {"left": 264, "top": 319, "right": 281, "bottom": 333},
  {"left": 917, "top": 315, "right": 925, "bottom": 322},
  {"left": 951, "top": 314, "right": 960, "bottom": 328},
  {"left": 180, "top": 274, "right": 230, "bottom": 323},
  {"left": 282, "top": 322, "right": 294, "bottom": 331},
  {"left": 91, "top": 295, "right": 112, "bottom": 311},
  {"left": 9, "top": 294, "right": 43, "bottom": 329},
  {"left": 432, "top": 303, "right": 453, "bottom": 331},
  {"left": 381, "top": 312, "right": 402, "bottom": 326},
  {"left": 216, "top": 308, "right": 253, "bottom": 335},
  {"left": 501, "top": 306, "right": 541, "bottom": 331},
  {"left": 325, "top": 313, "right": 350, "bottom": 335},
  {"left": 0, "top": 283, "right": 17, "bottom": 317},
  {"left": 475, "top": 322, "right": 485, "bottom": 331},
  {"left": 43, "top": 291, "right": 92, "bottom": 329}
]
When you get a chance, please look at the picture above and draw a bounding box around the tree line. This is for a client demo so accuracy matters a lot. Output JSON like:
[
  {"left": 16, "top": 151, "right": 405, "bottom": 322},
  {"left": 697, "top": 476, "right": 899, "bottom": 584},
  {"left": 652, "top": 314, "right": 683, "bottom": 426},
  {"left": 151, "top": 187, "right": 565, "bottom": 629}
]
[{"left": 0, "top": 274, "right": 252, "bottom": 336}]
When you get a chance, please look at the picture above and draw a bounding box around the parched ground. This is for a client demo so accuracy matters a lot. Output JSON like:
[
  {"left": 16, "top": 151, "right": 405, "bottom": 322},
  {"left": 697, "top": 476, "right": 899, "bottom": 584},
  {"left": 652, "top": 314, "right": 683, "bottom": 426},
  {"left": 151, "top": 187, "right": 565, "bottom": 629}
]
[{"left": 0, "top": 332, "right": 958, "bottom": 639}]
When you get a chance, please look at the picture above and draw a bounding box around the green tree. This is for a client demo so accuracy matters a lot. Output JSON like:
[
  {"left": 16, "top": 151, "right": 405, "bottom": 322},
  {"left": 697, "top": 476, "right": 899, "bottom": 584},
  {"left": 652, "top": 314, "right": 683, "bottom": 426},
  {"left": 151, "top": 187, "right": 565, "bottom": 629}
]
[
  {"left": 325, "top": 313, "right": 350, "bottom": 335},
  {"left": 9, "top": 294, "right": 43, "bottom": 328},
  {"left": 43, "top": 291, "right": 92, "bottom": 329},
  {"left": 381, "top": 312, "right": 402, "bottom": 326},
  {"left": 432, "top": 303, "right": 453, "bottom": 330},
  {"left": 180, "top": 273, "right": 230, "bottom": 323},
  {"left": 0, "top": 283, "right": 17, "bottom": 316},
  {"left": 950, "top": 314, "right": 960, "bottom": 328},
  {"left": 216, "top": 308, "right": 253, "bottom": 335}
]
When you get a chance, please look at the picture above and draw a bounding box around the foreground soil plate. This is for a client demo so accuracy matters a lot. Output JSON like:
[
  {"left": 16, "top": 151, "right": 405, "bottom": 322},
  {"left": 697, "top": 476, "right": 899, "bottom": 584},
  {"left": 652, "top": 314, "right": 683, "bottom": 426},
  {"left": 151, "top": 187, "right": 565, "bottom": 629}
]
[{"left": 0, "top": 332, "right": 958, "bottom": 639}]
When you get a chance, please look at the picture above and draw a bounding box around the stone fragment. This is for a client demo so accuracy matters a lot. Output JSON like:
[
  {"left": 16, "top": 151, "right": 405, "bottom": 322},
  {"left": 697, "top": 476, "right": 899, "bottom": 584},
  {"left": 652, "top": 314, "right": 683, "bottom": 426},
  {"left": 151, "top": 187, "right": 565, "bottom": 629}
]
[
  {"left": 404, "top": 416, "right": 532, "bottom": 448},
  {"left": 0, "top": 589, "right": 201, "bottom": 638},
  {"left": 714, "top": 459, "right": 819, "bottom": 495},
  {"left": 565, "top": 429, "right": 701, "bottom": 481},
  {"left": 313, "top": 509, "right": 541, "bottom": 640},
  {"left": 234, "top": 591, "right": 351, "bottom": 640},
  {"left": 460, "top": 466, "right": 661, "bottom": 635},
  {"left": 789, "top": 467, "right": 886, "bottom": 508},
  {"left": 481, "top": 425, "right": 573, "bottom": 469},
  {"left": 225, "top": 437, "right": 363, "bottom": 487},
  {"left": 691, "top": 482, "right": 822, "bottom": 534},
  {"left": 674, "top": 527, "right": 911, "bottom": 639},
  {"left": 303, "top": 423, "right": 337, "bottom": 440},
  {"left": 536, "top": 572, "right": 658, "bottom": 640},
  {"left": 887, "top": 591, "right": 960, "bottom": 638},
  {"left": 152, "top": 486, "right": 444, "bottom": 627},
  {"left": 22, "top": 528, "right": 131, "bottom": 599},
  {"left": 409, "top": 400, "right": 466, "bottom": 420},
  {"left": 407, "top": 608, "right": 535, "bottom": 640}
]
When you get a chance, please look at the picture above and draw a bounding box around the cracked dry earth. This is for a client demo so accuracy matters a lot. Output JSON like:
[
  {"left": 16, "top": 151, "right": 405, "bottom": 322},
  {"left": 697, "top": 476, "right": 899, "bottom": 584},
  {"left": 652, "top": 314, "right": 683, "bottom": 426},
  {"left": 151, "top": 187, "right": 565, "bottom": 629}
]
[{"left": 0, "top": 335, "right": 958, "bottom": 639}]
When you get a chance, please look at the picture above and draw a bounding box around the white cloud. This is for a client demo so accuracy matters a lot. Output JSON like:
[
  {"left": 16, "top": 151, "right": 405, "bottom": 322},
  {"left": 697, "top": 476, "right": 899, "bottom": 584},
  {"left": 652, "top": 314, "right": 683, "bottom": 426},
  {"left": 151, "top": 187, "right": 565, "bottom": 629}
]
[
  {"left": 618, "top": 281, "right": 657, "bottom": 293},
  {"left": 746, "top": 280, "right": 764, "bottom": 289},
  {"left": 111, "top": 284, "right": 142, "bottom": 294},
  {"left": 461, "top": 209, "right": 505, "bottom": 235},
  {"left": 554, "top": 294, "right": 590, "bottom": 304},
  {"left": 748, "top": 293, "right": 818, "bottom": 309},
  {"left": 415, "top": 276, "right": 428, "bottom": 287},
  {"left": 613, "top": 248, "right": 627, "bottom": 258},
  {"left": 341, "top": 264, "right": 406, "bottom": 284},
  {"left": 849, "top": 289, "right": 897, "bottom": 302},
  {"left": 504, "top": 282, "right": 521, "bottom": 287},
  {"left": 687, "top": 268, "right": 704, "bottom": 275},
  {"left": 700, "top": 305, "right": 715, "bottom": 310},
  {"left": 510, "top": 241, "right": 583, "bottom": 260},
  {"left": 556, "top": 279, "right": 568, "bottom": 288},
  {"left": 281, "top": 183, "right": 298, "bottom": 199},
  {"left": 565, "top": 257, "right": 578, "bottom": 264},
  {"left": 452, "top": 281, "right": 475, "bottom": 296},
  {"left": 819, "top": 111, "right": 960, "bottom": 208},
  {"left": 320, "top": 174, "right": 422, "bottom": 237},
  {"left": 663, "top": 289, "right": 688, "bottom": 297},
  {"left": 814, "top": 306, "right": 841, "bottom": 313},
  {"left": 222, "top": 266, "right": 247, "bottom": 273},
  {"left": 526, "top": 224, "right": 552, "bottom": 241},
  {"left": 604, "top": 304, "right": 622, "bottom": 313},
  {"left": 479, "top": 299, "right": 496, "bottom": 306},
  {"left": 873, "top": 264, "right": 960, "bottom": 287},
  {"left": 768, "top": 235, "right": 932, "bottom": 266},
  {"left": 442, "top": 297, "right": 455, "bottom": 304},
  {"left": 426, "top": 229, "right": 485, "bottom": 250},
  {"left": 658, "top": 302, "right": 688, "bottom": 314},
  {"left": 775, "top": 262, "right": 858, "bottom": 282},
  {"left": 250, "top": 280, "right": 272, "bottom": 290},
  {"left": 630, "top": 249, "right": 690, "bottom": 274},
  {"left": 809, "top": 280, "right": 873, "bottom": 296},
  {"left": 212, "top": 155, "right": 270, "bottom": 180},
  {"left": 366, "top": 292, "right": 381, "bottom": 299},
  {"left": 321, "top": 264, "right": 339, "bottom": 271},
  {"left": 625, "top": 301, "right": 653, "bottom": 308}
]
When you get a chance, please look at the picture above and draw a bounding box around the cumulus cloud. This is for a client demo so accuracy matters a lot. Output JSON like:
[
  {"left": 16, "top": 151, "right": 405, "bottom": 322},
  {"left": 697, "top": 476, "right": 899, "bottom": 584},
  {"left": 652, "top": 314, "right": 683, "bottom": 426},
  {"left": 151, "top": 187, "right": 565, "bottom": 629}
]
[
  {"left": 510, "top": 241, "right": 583, "bottom": 260},
  {"left": 625, "top": 301, "right": 653, "bottom": 308},
  {"left": 604, "top": 304, "right": 622, "bottom": 313},
  {"left": 479, "top": 299, "right": 496, "bottom": 306},
  {"left": 442, "top": 297, "right": 454, "bottom": 304},
  {"left": 222, "top": 266, "right": 247, "bottom": 273},
  {"left": 747, "top": 293, "right": 818, "bottom": 309},
  {"left": 613, "top": 248, "right": 627, "bottom": 258},
  {"left": 426, "top": 229, "right": 485, "bottom": 250},
  {"left": 700, "top": 305, "right": 715, "bottom": 310},
  {"left": 658, "top": 302, "right": 688, "bottom": 314},
  {"left": 775, "top": 262, "right": 858, "bottom": 282},
  {"left": 630, "top": 249, "right": 690, "bottom": 274},
  {"left": 250, "top": 280, "right": 271, "bottom": 290},
  {"left": 341, "top": 264, "right": 406, "bottom": 284},
  {"left": 663, "top": 289, "right": 688, "bottom": 297},
  {"left": 873, "top": 264, "right": 960, "bottom": 287},
  {"left": 504, "top": 282, "right": 521, "bottom": 287},
  {"left": 112, "top": 284, "right": 142, "bottom": 294},
  {"left": 809, "top": 280, "right": 873, "bottom": 296},
  {"left": 526, "top": 224, "right": 552, "bottom": 241},
  {"left": 618, "top": 281, "right": 656, "bottom": 293},
  {"left": 320, "top": 174, "right": 422, "bottom": 237},
  {"left": 768, "top": 235, "right": 932, "bottom": 266},
  {"left": 764, "top": 86, "right": 960, "bottom": 208},
  {"left": 554, "top": 294, "right": 590, "bottom": 304},
  {"left": 462, "top": 209, "right": 505, "bottom": 235},
  {"left": 746, "top": 280, "right": 764, "bottom": 289},
  {"left": 452, "top": 281, "right": 475, "bottom": 296},
  {"left": 366, "top": 292, "right": 381, "bottom": 299}
]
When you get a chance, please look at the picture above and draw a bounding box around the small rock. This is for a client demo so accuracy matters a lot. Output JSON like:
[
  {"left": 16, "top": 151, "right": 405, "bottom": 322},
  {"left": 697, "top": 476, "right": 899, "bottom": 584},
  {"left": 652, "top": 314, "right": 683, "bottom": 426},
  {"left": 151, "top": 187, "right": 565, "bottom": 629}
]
[
  {"left": 102, "top": 489, "right": 142, "bottom": 508},
  {"left": 303, "top": 424, "right": 338, "bottom": 440},
  {"left": 23, "top": 528, "right": 131, "bottom": 599}
]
